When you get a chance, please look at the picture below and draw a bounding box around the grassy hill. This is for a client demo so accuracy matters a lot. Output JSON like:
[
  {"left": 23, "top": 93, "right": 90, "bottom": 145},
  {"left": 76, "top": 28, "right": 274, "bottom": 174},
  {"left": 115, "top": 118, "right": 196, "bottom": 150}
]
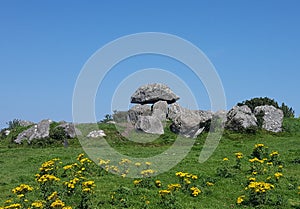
[{"left": 0, "top": 119, "right": 299, "bottom": 208}]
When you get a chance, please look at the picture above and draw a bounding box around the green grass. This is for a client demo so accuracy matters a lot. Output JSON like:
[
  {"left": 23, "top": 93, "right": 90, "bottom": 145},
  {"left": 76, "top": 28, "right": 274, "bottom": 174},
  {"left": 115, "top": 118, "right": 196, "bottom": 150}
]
[{"left": 0, "top": 121, "right": 299, "bottom": 208}]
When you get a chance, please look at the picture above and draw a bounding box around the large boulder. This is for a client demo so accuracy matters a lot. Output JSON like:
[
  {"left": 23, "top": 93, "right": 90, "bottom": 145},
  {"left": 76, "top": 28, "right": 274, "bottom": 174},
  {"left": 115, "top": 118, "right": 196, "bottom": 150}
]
[
  {"left": 131, "top": 83, "right": 180, "bottom": 104},
  {"left": 168, "top": 103, "right": 212, "bottom": 138},
  {"left": 135, "top": 116, "right": 164, "bottom": 135},
  {"left": 170, "top": 112, "right": 205, "bottom": 138},
  {"left": 254, "top": 105, "right": 283, "bottom": 132},
  {"left": 15, "top": 119, "right": 51, "bottom": 144},
  {"left": 152, "top": 101, "right": 168, "bottom": 121},
  {"left": 226, "top": 105, "right": 257, "bottom": 131},
  {"left": 57, "top": 122, "right": 76, "bottom": 138},
  {"left": 128, "top": 104, "right": 152, "bottom": 124}
]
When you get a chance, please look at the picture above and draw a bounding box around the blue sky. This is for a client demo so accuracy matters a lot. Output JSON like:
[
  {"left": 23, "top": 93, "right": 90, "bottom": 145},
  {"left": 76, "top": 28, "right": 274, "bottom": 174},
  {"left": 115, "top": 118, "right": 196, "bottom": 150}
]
[{"left": 1, "top": 1, "right": 300, "bottom": 127}]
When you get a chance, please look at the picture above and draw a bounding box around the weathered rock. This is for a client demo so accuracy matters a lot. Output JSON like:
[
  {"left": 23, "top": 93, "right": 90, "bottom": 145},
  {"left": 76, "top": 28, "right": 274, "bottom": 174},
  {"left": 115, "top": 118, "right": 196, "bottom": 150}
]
[
  {"left": 226, "top": 105, "right": 257, "bottom": 131},
  {"left": 170, "top": 111, "right": 205, "bottom": 138},
  {"left": 152, "top": 101, "right": 168, "bottom": 121},
  {"left": 57, "top": 122, "right": 76, "bottom": 138},
  {"left": 254, "top": 105, "right": 283, "bottom": 132},
  {"left": 19, "top": 120, "right": 35, "bottom": 127},
  {"left": 87, "top": 130, "right": 106, "bottom": 138},
  {"left": 168, "top": 103, "right": 184, "bottom": 121},
  {"left": 168, "top": 103, "right": 212, "bottom": 123},
  {"left": 196, "top": 110, "right": 213, "bottom": 123},
  {"left": 131, "top": 83, "right": 180, "bottom": 104},
  {"left": 135, "top": 116, "right": 164, "bottom": 135},
  {"left": 128, "top": 104, "right": 152, "bottom": 124},
  {"left": 4, "top": 130, "right": 10, "bottom": 136},
  {"left": 168, "top": 103, "right": 212, "bottom": 137},
  {"left": 15, "top": 119, "right": 51, "bottom": 144}
]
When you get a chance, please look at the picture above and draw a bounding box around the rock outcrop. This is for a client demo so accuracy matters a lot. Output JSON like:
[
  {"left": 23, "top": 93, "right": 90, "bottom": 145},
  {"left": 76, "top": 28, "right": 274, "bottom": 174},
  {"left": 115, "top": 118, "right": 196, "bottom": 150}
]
[
  {"left": 19, "top": 120, "right": 35, "bottom": 127},
  {"left": 169, "top": 104, "right": 212, "bottom": 138},
  {"left": 131, "top": 83, "right": 179, "bottom": 104},
  {"left": 226, "top": 105, "right": 257, "bottom": 131},
  {"left": 128, "top": 104, "right": 152, "bottom": 124},
  {"left": 254, "top": 105, "right": 283, "bottom": 133},
  {"left": 15, "top": 119, "right": 51, "bottom": 144},
  {"left": 170, "top": 110, "right": 205, "bottom": 138},
  {"left": 135, "top": 116, "right": 164, "bottom": 135},
  {"left": 57, "top": 122, "right": 76, "bottom": 138},
  {"left": 152, "top": 101, "right": 168, "bottom": 121},
  {"left": 87, "top": 130, "right": 106, "bottom": 138}
]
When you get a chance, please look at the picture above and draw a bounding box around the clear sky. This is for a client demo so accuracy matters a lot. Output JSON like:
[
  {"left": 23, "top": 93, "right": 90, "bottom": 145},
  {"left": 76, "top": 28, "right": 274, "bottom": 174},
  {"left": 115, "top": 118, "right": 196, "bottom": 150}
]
[{"left": 1, "top": 0, "right": 299, "bottom": 128}]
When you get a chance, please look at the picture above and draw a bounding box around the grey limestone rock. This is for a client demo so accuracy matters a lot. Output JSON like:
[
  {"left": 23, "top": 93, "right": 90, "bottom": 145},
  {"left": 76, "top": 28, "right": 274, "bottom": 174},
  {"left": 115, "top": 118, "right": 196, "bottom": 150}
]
[
  {"left": 128, "top": 104, "right": 152, "bottom": 124},
  {"left": 170, "top": 111, "right": 205, "bottom": 138},
  {"left": 226, "top": 105, "right": 257, "bottom": 131},
  {"left": 135, "top": 115, "right": 164, "bottom": 135},
  {"left": 19, "top": 120, "right": 35, "bottom": 127},
  {"left": 131, "top": 83, "right": 179, "bottom": 104},
  {"left": 57, "top": 122, "right": 77, "bottom": 138},
  {"left": 254, "top": 105, "right": 283, "bottom": 133},
  {"left": 152, "top": 101, "right": 168, "bottom": 121},
  {"left": 15, "top": 119, "right": 51, "bottom": 144}
]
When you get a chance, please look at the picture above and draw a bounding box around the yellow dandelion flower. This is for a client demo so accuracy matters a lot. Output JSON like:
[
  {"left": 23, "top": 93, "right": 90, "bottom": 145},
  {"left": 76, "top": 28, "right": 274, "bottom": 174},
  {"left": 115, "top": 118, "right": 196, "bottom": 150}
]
[
  {"left": 237, "top": 195, "right": 245, "bottom": 204},
  {"left": 159, "top": 190, "right": 171, "bottom": 196},
  {"left": 135, "top": 162, "right": 141, "bottom": 167},
  {"left": 133, "top": 179, "right": 142, "bottom": 185},
  {"left": 155, "top": 180, "right": 162, "bottom": 188},
  {"left": 206, "top": 182, "right": 214, "bottom": 186}
]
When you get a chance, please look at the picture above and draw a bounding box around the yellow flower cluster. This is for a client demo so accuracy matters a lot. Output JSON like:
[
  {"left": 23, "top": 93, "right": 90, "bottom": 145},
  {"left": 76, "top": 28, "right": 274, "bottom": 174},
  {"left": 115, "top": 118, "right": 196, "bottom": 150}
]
[
  {"left": 50, "top": 199, "right": 65, "bottom": 208},
  {"left": 133, "top": 179, "right": 142, "bottom": 185},
  {"left": 206, "top": 182, "right": 214, "bottom": 186},
  {"left": 31, "top": 201, "right": 44, "bottom": 208},
  {"left": 175, "top": 172, "right": 198, "bottom": 180},
  {"left": 77, "top": 153, "right": 85, "bottom": 161},
  {"left": 99, "top": 159, "right": 110, "bottom": 166},
  {"left": 167, "top": 183, "right": 181, "bottom": 191},
  {"left": 79, "top": 157, "right": 92, "bottom": 165},
  {"left": 140, "top": 169, "right": 156, "bottom": 177},
  {"left": 155, "top": 180, "right": 162, "bottom": 188},
  {"left": 255, "top": 143, "right": 265, "bottom": 148},
  {"left": 235, "top": 152, "right": 243, "bottom": 159},
  {"left": 223, "top": 157, "right": 229, "bottom": 161},
  {"left": 236, "top": 195, "right": 245, "bottom": 204},
  {"left": 119, "top": 158, "right": 131, "bottom": 165},
  {"left": 274, "top": 172, "right": 283, "bottom": 180},
  {"left": 248, "top": 177, "right": 256, "bottom": 182},
  {"left": 246, "top": 181, "right": 274, "bottom": 193},
  {"left": 270, "top": 151, "right": 279, "bottom": 157},
  {"left": 135, "top": 162, "right": 141, "bottom": 167},
  {"left": 36, "top": 174, "right": 60, "bottom": 183},
  {"left": 159, "top": 189, "right": 171, "bottom": 197},
  {"left": 82, "top": 180, "right": 95, "bottom": 193},
  {"left": 63, "top": 163, "right": 78, "bottom": 170},
  {"left": 249, "top": 157, "right": 265, "bottom": 164},
  {"left": 12, "top": 184, "right": 33, "bottom": 194},
  {"left": 48, "top": 191, "right": 58, "bottom": 201},
  {"left": 0, "top": 203, "right": 21, "bottom": 209},
  {"left": 190, "top": 186, "right": 201, "bottom": 197},
  {"left": 64, "top": 177, "right": 80, "bottom": 189}
]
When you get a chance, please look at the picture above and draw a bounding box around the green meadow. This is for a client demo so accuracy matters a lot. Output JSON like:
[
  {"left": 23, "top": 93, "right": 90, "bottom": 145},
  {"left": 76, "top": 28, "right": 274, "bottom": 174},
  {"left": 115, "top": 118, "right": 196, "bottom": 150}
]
[{"left": 0, "top": 119, "right": 299, "bottom": 209}]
